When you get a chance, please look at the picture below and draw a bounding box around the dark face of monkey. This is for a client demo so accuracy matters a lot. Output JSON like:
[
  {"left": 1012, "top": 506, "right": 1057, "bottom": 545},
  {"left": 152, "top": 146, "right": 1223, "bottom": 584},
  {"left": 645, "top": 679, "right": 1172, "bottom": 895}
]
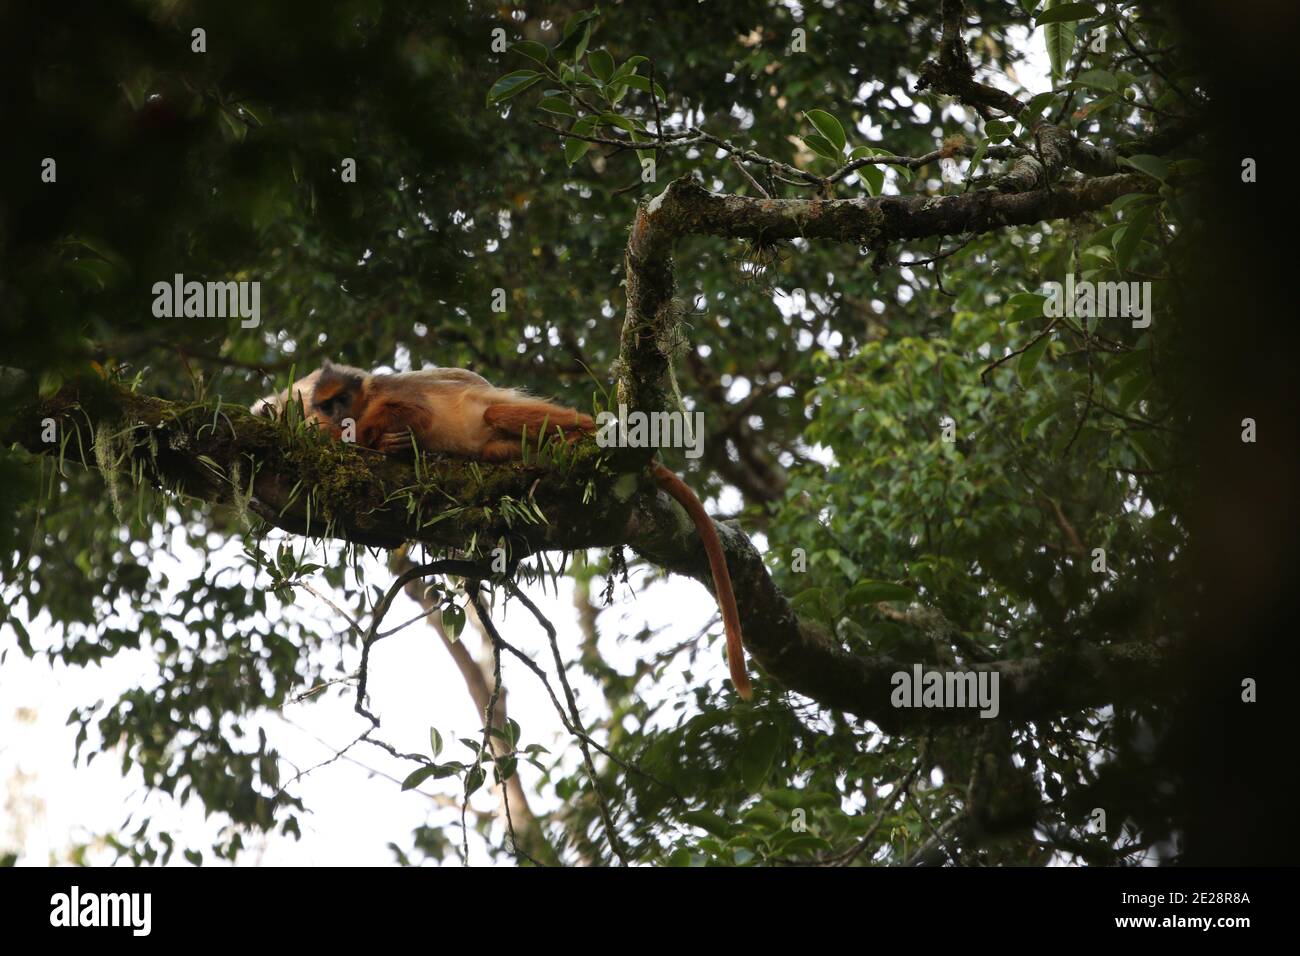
[{"left": 311, "top": 360, "right": 367, "bottom": 427}]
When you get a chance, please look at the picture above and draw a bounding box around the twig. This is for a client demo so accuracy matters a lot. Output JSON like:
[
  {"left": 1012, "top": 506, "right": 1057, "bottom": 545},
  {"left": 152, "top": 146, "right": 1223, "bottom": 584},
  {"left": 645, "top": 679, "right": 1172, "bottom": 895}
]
[
  {"left": 501, "top": 583, "right": 632, "bottom": 865},
  {"left": 354, "top": 559, "right": 486, "bottom": 728},
  {"left": 980, "top": 318, "right": 1058, "bottom": 384},
  {"left": 731, "top": 155, "right": 770, "bottom": 197}
]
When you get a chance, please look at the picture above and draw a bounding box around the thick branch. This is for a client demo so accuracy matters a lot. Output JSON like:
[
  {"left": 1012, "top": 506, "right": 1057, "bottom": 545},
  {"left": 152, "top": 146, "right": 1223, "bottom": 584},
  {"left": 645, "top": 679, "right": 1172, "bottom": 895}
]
[
  {"left": 7, "top": 350, "right": 1167, "bottom": 731},
  {"left": 609, "top": 168, "right": 1165, "bottom": 727},
  {"left": 633, "top": 171, "right": 1147, "bottom": 249},
  {"left": 618, "top": 172, "right": 1149, "bottom": 409}
]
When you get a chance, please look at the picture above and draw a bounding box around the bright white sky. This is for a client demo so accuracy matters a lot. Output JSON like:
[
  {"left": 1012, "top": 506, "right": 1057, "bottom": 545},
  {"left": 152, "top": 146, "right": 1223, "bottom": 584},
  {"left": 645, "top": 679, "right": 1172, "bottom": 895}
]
[{"left": 1, "top": 23, "right": 1053, "bottom": 867}]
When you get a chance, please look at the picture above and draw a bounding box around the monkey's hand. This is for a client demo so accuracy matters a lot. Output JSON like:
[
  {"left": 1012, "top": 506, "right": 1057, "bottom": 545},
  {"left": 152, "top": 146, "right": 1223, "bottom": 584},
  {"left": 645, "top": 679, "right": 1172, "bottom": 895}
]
[{"left": 375, "top": 431, "right": 418, "bottom": 455}]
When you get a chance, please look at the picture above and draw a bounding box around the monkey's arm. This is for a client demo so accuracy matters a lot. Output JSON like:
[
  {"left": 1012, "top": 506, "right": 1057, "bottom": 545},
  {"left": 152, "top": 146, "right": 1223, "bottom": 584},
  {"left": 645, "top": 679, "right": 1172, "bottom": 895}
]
[{"left": 355, "top": 397, "right": 439, "bottom": 453}]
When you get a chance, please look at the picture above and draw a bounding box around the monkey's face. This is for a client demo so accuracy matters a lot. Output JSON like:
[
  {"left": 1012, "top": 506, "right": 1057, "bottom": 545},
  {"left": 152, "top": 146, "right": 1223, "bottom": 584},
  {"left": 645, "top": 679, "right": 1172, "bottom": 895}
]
[
  {"left": 310, "top": 362, "right": 367, "bottom": 434},
  {"left": 312, "top": 387, "right": 354, "bottom": 425}
]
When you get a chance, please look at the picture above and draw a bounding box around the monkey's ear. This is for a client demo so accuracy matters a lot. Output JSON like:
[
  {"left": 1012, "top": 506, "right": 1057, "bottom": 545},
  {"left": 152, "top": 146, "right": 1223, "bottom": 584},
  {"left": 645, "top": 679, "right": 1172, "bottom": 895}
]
[{"left": 321, "top": 358, "right": 334, "bottom": 370}]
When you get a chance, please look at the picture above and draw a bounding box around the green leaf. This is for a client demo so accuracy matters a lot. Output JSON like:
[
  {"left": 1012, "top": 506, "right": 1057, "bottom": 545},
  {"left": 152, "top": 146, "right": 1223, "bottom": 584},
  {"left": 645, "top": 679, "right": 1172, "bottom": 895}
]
[
  {"left": 801, "top": 133, "right": 840, "bottom": 161},
  {"left": 1120, "top": 154, "right": 1168, "bottom": 182},
  {"left": 740, "top": 805, "right": 784, "bottom": 831},
  {"left": 401, "top": 765, "right": 437, "bottom": 791},
  {"left": 1113, "top": 205, "right": 1155, "bottom": 271},
  {"left": 1110, "top": 191, "right": 1157, "bottom": 213},
  {"left": 845, "top": 580, "right": 915, "bottom": 610},
  {"left": 537, "top": 96, "right": 576, "bottom": 116},
  {"left": 218, "top": 108, "right": 247, "bottom": 143},
  {"left": 859, "top": 164, "right": 885, "bottom": 196},
  {"left": 1076, "top": 68, "right": 1117, "bottom": 91},
  {"left": 587, "top": 49, "right": 614, "bottom": 82},
  {"left": 598, "top": 112, "right": 637, "bottom": 132},
  {"left": 38, "top": 371, "right": 64, "bottom": 398},
  {"left": 804, "top": 109, "right": 846, "bottom": 153},
  {"left": 890, "top": 164, "right": 914, "bottom": 184},
  {"left": 555, "top": 11, "right": 597, "bottom": 62},
  {"left": 1026, "top": 90, "right": 1060, "bottom": 117},
  {"left": 740, "top": 723, "right": 782, "bottom": 791},
  {"left": 849, "top": 145, "right": 877, "bottom": 160},
  {"left": 571, "top": 23, "right": 593, "bottom": 64},
  {"left": 561, "top": 9, "right": 598, "bottom": 38},
  {"left": 1007, "top": 292, "right": 1049, "bottom": 323},
  {"left": 1035, "top": 2, "right": 1099, "bottom": 24},
  {"left": 564, "top": 116, "right": 597, "bottom": 164},
  {"left": 1168, "top": 158, "right": 1206, "bottom": 178},
  {"left": 965, "top": 138, "right": 990, "bottom": 179},
  {"left": 565, "top": 136, "right": 592, "bottom": 165},
  {"left": 442, "top": 602, "right": 466, "bottom": 640},
  {"left": 6, "top": 614, "right": 32, "bottom": 655},
  {"left": 464, "top": 765, "right": 486, "bottom": 797},
  {"left": 773, "top": 833, "right": 833, "bottom": 855},
  {"left": 1117, "top": 368, "right": 1151, "bottom": 410},
  {"left": 630, "top": 128, "right": 655, "bottom": 167},
  {"left": 763, "top": 789, "right": 805, "bottom": 812},
  {"left": 984, "top": 119, "right": 1014, "bottom": 140},
  {"left": 682, "top": 810, "right": 733, "bottom": 838},
  {"left": 1130, "top": 430, "right": 1162, "bottom": 469},
  {"left": 1040, "top": 1, "right": 1079, "bottom": 79},
  {"left": 623, "top": 74, "right": 667, "bottom": 100},
  {"left": 429, "top": 727, "right": 443, "bottom": 758},
  {"left": 510, "top": 41, "right": 549, "bottom": 65},
  {"left": 1075, "top": 93, "right": 1119, "bottom": 121},
  {"left": 1081, "top": 244, "right": 1113, "bottom": 266},
  {"left": 486, "top": 70, "right": 542, "bottom": 105},
  {"left": 789, "top": 587, "right": 828, "bottom": 618},
  {"left": 1018, "top": 334, "right": 1051, "bottom": 384},
  {"left": 1102, "top": 347, "right": 1151, "bottom": 385},
  {"left": 1020, "top": 398, "right": 1071, "bottom": 440},
  {"left": 611, "top": 55, "right": 648, "bottom": 81}
]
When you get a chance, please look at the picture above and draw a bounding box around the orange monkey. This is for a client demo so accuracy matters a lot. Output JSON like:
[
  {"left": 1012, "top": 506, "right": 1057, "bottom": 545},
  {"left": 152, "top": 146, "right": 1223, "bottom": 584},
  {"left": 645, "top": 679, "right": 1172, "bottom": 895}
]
[{"left": 256, "top": 360, "right": 752, "bottom": 698}]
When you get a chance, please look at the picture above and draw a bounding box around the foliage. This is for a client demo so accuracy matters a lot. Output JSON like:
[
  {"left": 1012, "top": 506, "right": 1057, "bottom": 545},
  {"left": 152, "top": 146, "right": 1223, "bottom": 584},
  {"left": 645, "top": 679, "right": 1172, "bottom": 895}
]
[{"left": 0, "top": 0, "right": 1214, "bottom": 865}]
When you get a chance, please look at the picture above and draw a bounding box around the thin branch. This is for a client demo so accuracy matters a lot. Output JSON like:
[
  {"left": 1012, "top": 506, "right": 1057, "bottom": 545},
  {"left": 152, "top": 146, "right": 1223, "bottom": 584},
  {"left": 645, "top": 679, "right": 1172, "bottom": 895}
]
[{"left": 499, "top": 583, "right": 632, "bottom": 865}]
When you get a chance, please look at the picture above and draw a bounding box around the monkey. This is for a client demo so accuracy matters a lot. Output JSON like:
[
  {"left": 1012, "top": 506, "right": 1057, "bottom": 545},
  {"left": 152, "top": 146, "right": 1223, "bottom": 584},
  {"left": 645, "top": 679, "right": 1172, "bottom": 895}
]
[
  {"left": 308, "top": 359, "right": 595, "bottom": 460},
  {"left": 253, "top": 360, "right": 752, "bottom": 698}
]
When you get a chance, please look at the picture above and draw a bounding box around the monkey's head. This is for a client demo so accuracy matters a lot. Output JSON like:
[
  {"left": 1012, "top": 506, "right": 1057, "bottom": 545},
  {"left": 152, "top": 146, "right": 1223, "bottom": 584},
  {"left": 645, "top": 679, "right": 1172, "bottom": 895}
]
[
  {"left": 310, "top": 359, "right": 369, "bottom": 429},
  {"left": 251, "top": 368, "right": 322, "bottom": 420}
]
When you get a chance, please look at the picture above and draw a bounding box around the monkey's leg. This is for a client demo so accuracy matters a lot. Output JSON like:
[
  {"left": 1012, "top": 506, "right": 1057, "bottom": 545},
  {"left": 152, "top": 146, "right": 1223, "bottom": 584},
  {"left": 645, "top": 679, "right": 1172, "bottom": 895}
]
[
  {"left": 483, "top": 402, "right": 595, "bottom": 435},
  {"left": 479, "top": 438, "right": 524, "bottom": 461}
]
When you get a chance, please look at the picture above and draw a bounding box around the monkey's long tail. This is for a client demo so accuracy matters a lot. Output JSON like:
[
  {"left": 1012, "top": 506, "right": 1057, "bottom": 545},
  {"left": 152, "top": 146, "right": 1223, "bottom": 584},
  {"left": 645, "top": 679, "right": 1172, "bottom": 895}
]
[{"left": 651, "top": 463, "right": 753, "bottom": 700}]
